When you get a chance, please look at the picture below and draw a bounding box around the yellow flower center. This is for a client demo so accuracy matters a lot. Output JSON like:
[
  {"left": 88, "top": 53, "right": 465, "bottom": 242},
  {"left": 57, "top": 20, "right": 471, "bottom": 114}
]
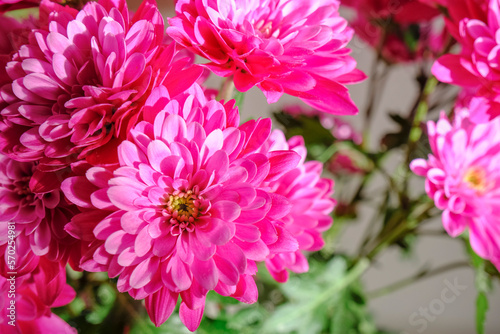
[
  {"left": 463, "top": 167, "right": 487, "bottom": 194},
  {"left": 165, "top": 190, "right": 200, "bottom": 222}
]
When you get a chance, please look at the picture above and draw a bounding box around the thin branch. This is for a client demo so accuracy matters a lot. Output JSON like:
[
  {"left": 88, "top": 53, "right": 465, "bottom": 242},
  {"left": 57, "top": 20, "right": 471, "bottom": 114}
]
[{"left": 367, "top": 261, "right": 470, "bottom": 299}]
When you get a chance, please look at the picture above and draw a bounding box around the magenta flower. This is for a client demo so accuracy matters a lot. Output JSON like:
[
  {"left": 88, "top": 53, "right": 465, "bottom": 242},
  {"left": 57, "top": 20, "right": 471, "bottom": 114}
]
[
  {"left": 167, "top": 0, "right": 365, "bottom": 114},
  {"left": 410, "top": 113, "right": 500, "bottom": 270},
  {"left": 432, "top": 0, "right": 500, "bottom": 122},
  {"left": 0, "top": 259, "right": 76, "bottom": 333},
  {"left": 0, "top": 0, "right": 202, "bottom": 192},
  {"left": 62, "top": 85, "right": 301, "bottom": 331},
  {"left": 260, "top": 132, "right": 335, "bottom": 282},
  {"left": 0, "top": 153, "right": 81, "bottom": 277}
]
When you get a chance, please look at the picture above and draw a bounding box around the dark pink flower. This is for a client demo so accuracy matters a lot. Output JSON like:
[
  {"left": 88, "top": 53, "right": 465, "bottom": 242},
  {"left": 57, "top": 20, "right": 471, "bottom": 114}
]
[
  {"left": 62, "top": 85, "right": 301, "bottom": 331},
  {"left": 167, "top": 0, "right": 365, "bottom": 114},
  {"left": 0, "top": 0, "right": 41, "bottom": 13},
  {"left": 0, "top": 153, "right": 81, "bottom": 276},
  {"left": 343, "top": 0, "right": 441, "bottom": 24},
  {"left": 328, "top": 150, "right": 369, "bottom": 175},
  {"left": 259, "top": 132, "right": 335, "bottom": 282},
  {"left": 0, "top": 259, "right": 76, "bottom": 333},
  {"left": 411, "top": 113, "right": 500, "bottom": 270},
  {"left": 0, "top": 0, "right": 202, "bottom": 192}
]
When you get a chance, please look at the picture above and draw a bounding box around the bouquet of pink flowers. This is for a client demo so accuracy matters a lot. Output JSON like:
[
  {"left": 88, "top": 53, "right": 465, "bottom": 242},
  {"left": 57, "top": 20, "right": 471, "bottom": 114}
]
[{"left": 0, "top": 0, "right": 498, "bottom": 333}]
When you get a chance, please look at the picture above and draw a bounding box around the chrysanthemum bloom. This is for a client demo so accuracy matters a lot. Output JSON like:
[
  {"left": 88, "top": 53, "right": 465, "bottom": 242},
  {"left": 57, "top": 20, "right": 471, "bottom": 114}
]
[
  {"left": 341, "top": 0, "right": 447, "bottom": 63},
  {"left": 167, "top": 0, "right": 366, "bottom": 114},
  {"left": 0, "top": 260, "right": 76, "bottom": 334},
  {"left": 0, "top": 153, "right": 81, "bottom": 277},
  {"left": 259, "top": 131, "right": 335, "bottom": 282},
  {"left": 431, "top": 0, "right": 500, "bottom": 122},
  {"left": 0, "top": 0, "right": 202, "bottom": 192},
  {"left": 62, "top": 86, "right": 301, "bottom": 331},
  {"left": 410, "top": 113, "right": 500, "bottom": 270}
]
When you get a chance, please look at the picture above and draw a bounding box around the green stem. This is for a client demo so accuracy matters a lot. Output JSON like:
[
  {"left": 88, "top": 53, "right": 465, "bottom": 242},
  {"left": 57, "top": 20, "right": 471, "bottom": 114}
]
[
  {"left": 316, "top": 142, "right": 339, "bottom": 163},
  {"left": 359, "top": 201, "right": 436, "bottom": 262},
  {"left": 367, "top": 261, "right": 469, "bottom": 299},
  {"left": 363, "top": 26, "right": 390, "bottom": 143},
  {"left": 408, "top": 76, "right": 438, "bottom": 145},
  {"left": 356, "top": 190, "right": 390, "bottom": 255},
  {"left": 217, "top": 76, "right": 235, "bottom": 102}
]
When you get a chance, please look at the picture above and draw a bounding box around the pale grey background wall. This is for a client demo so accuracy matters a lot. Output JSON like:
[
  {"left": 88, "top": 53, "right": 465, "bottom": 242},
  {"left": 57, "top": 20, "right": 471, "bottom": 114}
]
[{"left": 131, "top": 1, "right": 500, "bottom": 333}]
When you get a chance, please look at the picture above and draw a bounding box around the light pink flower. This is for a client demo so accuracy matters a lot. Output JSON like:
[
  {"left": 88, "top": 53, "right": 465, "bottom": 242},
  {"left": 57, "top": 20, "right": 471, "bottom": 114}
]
[
  {"left": 432, "top": 0, "right": 500, "bottom": 122},
  {"left": 167, "top": 0, "right": 366, "bottom": 114},
  {"left": 259, "top": 131, "right": 335, "bottom": 282},
  {"left": 62, "top": 85, "right": 301, "bottom": 331},
  {"left": 0, "top": 259, "right": 76, "bottom": 334},
  {"left": 0, "top": 153, "right": 81, "bottom": 277},
  {"left": 0, "top": 0, "right": 202, "bottom": 192},
  {"left": 410, "top": 113, "right": 500, "bottom": 270}
]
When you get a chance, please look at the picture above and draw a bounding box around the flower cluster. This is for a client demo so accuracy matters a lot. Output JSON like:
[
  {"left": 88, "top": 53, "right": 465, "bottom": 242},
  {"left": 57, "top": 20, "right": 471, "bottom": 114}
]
[
  {"left": 0, "top": 261, "right": 76, "bottom": 333},
  {"left": 341, "top": 0, "right": 447, "bottom": 63},
  {"left": 0, "top": 0, "right": 349, "bottom": 331}
]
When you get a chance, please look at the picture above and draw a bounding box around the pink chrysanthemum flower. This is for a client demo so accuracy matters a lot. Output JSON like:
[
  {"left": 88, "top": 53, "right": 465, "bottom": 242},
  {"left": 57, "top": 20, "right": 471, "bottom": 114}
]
[
  {"left": 432, "top": 0, "right": 500, "bottom": 122},
  {"left": 0, "top": 153, "right": 81, "bottom": 276},
  {"left": 62, "top": 85, "right": 301, "bottom": 331},
  {"left": 259, "top": 131, "right": 335, "bottom": 282},
  {"left": 0, "top": 259, "right": 76, "bottom": 334},
  {"left": 167, "top": 0, "right": 366, "bottom": 114},
  {"left": 410, "top": 113, "right": 500, "bottom": 270},
  {"left": 0, "top": 0, "right": 202, "bottom": 191}
]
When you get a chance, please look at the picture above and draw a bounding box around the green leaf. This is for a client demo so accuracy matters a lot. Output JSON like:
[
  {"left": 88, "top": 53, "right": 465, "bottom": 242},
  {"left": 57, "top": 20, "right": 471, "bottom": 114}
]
[
  {"left": 262, "top": 258, "right": 369, "bottom": 333},
  {"left": 226, "top": 305, "right": 268, "bottom": 331},
  {"left": 476, "top": 292, "right": 489, "bottom": 334}
]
